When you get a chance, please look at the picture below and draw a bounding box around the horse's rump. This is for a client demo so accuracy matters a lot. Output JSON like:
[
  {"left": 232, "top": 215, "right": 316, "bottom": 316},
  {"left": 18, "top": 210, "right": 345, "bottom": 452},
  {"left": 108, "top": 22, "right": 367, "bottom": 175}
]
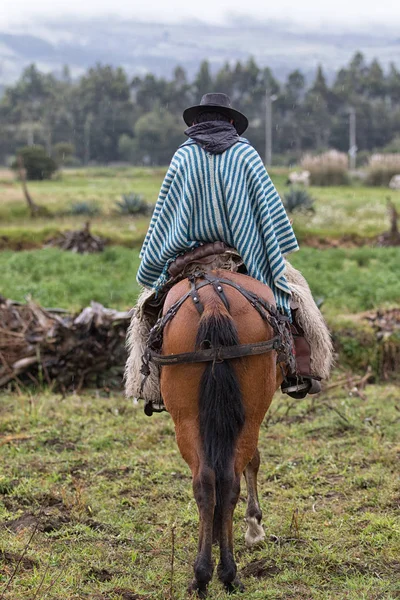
[{"left": 161, "top": 271, "right": 281, "bottom": 471}]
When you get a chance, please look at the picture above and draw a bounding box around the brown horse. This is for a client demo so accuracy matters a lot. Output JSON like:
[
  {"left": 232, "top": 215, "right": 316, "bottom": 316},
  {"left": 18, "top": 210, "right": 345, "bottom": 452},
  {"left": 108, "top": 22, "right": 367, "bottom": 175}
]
[{"left": 160, "top": 270, "right": 284, "bottom": 596}]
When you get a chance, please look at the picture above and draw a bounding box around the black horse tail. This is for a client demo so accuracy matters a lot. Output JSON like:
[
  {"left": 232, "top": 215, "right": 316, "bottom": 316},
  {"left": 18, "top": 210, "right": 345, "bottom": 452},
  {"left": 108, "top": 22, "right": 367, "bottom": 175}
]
[{"left": 196, "top": 302, "right": 245, "bottom": 531}]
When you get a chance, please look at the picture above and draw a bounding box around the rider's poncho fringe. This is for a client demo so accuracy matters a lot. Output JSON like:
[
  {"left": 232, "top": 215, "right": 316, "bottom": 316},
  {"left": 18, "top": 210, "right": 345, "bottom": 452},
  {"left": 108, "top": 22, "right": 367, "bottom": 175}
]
[{"left": 137, "top": 139, "right": 299, "bottom": 316}]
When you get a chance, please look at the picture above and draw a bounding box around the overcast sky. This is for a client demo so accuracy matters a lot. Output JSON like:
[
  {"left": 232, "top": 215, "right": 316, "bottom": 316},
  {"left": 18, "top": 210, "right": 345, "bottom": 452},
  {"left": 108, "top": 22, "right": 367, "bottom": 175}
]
[{"left": 1, "top": 0, "right": 400, "bottom": 29}]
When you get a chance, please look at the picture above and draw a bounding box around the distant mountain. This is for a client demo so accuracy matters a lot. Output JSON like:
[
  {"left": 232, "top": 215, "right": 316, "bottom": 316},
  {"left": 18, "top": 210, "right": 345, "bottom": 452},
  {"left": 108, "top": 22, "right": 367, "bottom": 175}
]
[{"left": 1, "top": 17, "right": 399, "bottom": 85}]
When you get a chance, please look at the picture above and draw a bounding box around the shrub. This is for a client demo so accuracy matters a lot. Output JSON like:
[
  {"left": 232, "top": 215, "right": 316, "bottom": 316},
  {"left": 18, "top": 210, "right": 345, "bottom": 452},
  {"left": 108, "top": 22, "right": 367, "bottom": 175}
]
[
  {"left": 118, "top": 134, "right": 136, "bottom": 162},
  {"left": 300, "top": 150, "right": 349, "bottom": 186},
  {"left": 12, "top": 145, "right": 58, "bottom": 181},
  {"left": 283, "top": 187, "right": 315, "bottom": 213},
  {"left": 53, "top": 142, "right": 76, "bottom": 166},
  {"left": 366, "top": 154, "right": 400, "bottom": 187},
  {"left": 68, "top": 202, "right": 101, "bottom": 216},
  {"left": 114, "top": 194, "right": 152, "bottom": 216},
  {"left": 382, "top": 135, "right": 400, "bottom": 154}
]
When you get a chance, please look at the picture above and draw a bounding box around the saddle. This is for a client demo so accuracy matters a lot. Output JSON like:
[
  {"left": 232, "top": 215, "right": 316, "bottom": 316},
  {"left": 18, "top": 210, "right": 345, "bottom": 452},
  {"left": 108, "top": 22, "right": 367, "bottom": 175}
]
[
  {"left": 140, "top": 243, "right": 244, "bottom": 324},
  {"left": 168, "top": 242, "right": 243, "bottom": 277}
]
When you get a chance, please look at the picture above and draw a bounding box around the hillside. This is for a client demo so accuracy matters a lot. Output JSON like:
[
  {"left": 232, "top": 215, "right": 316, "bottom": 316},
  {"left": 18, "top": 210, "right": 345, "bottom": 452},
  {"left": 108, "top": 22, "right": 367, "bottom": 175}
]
[{"left": 1, "top": 17, "right": 400, "bottom": 85}]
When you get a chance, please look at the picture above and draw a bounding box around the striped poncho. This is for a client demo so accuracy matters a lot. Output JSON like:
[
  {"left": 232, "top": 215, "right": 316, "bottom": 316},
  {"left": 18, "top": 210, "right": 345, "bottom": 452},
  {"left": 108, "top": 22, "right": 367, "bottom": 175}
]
[{"left": 137, "top": 138, "right": 299, "bottom": 317}]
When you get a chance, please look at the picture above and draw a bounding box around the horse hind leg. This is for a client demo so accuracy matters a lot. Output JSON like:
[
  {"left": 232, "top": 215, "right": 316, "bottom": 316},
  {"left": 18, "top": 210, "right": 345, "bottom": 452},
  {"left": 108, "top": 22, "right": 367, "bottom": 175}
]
[
  {"left": 189, "top": 465, "right": 215, "bottom": 598},
  {"left": 215, "top": 470, "right": 244, "bottom": 593},
  {"left": 244, "top": 448, "right": 266, "bottom": 548}
]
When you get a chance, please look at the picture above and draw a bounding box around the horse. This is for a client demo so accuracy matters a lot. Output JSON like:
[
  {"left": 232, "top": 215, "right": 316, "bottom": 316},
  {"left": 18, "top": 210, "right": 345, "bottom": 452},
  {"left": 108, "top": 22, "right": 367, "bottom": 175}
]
[{"left": 158, "top": 269, "right": 287, "bottom": 596}]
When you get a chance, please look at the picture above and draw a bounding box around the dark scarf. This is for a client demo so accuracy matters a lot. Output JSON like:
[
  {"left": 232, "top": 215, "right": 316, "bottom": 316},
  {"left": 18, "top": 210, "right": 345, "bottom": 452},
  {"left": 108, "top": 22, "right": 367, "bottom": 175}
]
[{"left": 184, "top": 121, "right": 240, "bottom": 154}]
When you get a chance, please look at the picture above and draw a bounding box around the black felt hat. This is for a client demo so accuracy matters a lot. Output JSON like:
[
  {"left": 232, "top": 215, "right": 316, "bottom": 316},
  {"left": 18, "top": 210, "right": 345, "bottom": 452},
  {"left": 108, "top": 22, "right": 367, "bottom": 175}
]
[{"left": 183, "top": 93, "right": 249, "bottom": 135}]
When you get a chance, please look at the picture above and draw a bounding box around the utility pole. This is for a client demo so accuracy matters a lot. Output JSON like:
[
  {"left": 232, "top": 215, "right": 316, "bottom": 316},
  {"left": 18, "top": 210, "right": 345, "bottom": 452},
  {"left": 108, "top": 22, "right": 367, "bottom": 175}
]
[
  {"left": 84, "top": 113, "right": 93, "bottom": 166},
  {"left": 349, "top": 107, "right": 357, "bottom": 170},
  {"left": 265, "top": 90, "right": 278, "bottom": 167}
]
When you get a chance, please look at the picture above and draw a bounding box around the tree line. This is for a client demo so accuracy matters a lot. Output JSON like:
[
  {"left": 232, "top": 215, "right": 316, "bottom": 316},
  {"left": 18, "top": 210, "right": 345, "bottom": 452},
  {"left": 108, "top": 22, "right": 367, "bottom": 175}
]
[{"left": 1, "top": 52, "right": 400, "bottom": 166}]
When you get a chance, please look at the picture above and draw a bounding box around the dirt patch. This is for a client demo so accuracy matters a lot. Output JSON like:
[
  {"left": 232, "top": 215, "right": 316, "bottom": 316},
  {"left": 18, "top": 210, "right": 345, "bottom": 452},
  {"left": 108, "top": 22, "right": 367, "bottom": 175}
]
[
  {"left": 97, "top": 466, "right": 132, "bottom": 480},
  {"left": 106, "top": 590, "right": 148, "bottom": 600},
  {"left": 42, "top": 437, "right": 77, "bottom": 451},
  {"left": 385, "top": 495, "right": 400, "bottom": 511},
  {"left": 3, "top": 491, "right": 66, "bottom": 512},
  {"left": 85, "top": 567, "right": 114, "bottom": 582},
  {"left": 0, "top": 236, "right": 40, "bottom": 251},
  {"left": 303, "top": 234, "right": 373, "bottom": 249},
  {"left": 91, "top": 592, "right": 147, "bottom": 600},
  {"left": 241, "top": 559, "right": 281, "bottom": 578},
  {"left": 0, "top": 550, "right": 38, "bottom": 573},
  {"left": 3, "top": 497, "right": 71, "bottom": 533},
  {"left": 84, "top": 518, "right": 118, "bottom": 534}
]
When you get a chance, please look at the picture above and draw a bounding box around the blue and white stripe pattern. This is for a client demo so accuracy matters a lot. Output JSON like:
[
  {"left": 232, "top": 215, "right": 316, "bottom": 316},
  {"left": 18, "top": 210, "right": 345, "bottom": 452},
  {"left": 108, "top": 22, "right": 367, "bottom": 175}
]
[{"left": 137, "top": 138, "right": 299, "bottom": 316}]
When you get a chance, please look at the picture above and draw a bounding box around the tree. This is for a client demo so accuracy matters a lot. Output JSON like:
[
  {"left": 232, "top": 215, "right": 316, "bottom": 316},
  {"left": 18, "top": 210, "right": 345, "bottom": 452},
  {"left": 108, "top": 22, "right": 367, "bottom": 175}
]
[
  {"left": 285, "top": 70, "right": 306, "bottom": 108},
  {"left": 387, "top": 63, "right": 400, "bottom": 104},
  {"left": 12, "top": 145, "right": 58, "bottom": 181},
  {"left": 365, "top": 59, "right": 386, "bottom": 98},
  {"left": 133, "top": 106, "right": 184, "bottom": 165},
  {"left": 194, "top": 61, "right": 213, "bottom": 99},
  {"left": 74, "top": 65, "right": 134, "bottom": 163}
]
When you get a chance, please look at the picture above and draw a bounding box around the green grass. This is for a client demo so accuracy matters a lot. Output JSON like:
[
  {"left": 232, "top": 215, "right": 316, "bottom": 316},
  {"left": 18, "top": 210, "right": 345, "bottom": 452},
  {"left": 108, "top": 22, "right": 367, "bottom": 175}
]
[
  {"left": 0, "top": 167, "right": 163, "bottom": 219},
  {"left": 0, "top": 247, "right": 141, "bottom": 310},
  {"left": 0, "top": 385, "right": 399, "bottom": 599},
  {"left": 290, "top": 246, "right": 400, "bottom": 319},
  {"left": 0, "top": 167, "right": 396, "bottom": 248},
  {"left": 1, "top": 246, "right": 399, "bottom": 317},
  {"left": 293, "top": 184, "right": 393, "bottom": 241}
]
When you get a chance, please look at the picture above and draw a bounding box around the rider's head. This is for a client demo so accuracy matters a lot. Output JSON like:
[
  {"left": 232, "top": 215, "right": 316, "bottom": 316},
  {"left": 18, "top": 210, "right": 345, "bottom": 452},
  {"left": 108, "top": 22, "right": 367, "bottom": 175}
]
[{"left": 193, "top": 111, "right": 234, "bottom": 126}]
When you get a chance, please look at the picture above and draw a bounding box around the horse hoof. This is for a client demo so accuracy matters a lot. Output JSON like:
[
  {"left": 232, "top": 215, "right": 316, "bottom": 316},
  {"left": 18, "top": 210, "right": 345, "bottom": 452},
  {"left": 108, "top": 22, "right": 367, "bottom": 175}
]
[
  {"left": 224, "top": 577, "right": 245, "bottom": 594},
  {"left": 188, "top": 580, "right": 208, "bottom": 598},
  {"left": 245, "top": 516, "right": 265, "bottom": 548}
]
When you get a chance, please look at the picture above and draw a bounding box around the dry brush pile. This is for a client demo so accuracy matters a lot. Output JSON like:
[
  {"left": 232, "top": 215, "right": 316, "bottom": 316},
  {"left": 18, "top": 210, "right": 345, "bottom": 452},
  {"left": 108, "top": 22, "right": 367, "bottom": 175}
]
[
  {"left": 46, "top": 221, "right": 107, "bottom": 253},
  {"left": 0, "top": 297, "right": 130, "bottom": 391},
  {"left": 1, "top": 298, "right": 399, "bottom": 392}
]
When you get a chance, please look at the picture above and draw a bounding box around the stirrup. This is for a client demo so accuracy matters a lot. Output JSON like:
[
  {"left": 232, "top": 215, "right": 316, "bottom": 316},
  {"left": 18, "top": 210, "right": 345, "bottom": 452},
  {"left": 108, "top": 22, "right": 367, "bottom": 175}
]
[
  {"left": 281, "top": 377, "right": 321, "bottom": 399},
  {"left": 144, "top": 400, "right": 167, "bottom": 417}
]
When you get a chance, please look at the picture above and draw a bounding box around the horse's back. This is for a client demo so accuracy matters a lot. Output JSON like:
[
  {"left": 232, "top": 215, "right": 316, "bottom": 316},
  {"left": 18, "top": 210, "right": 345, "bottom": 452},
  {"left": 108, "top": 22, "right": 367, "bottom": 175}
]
[{"left": 164, "top": 270, "right": 276, "bottom": 318}]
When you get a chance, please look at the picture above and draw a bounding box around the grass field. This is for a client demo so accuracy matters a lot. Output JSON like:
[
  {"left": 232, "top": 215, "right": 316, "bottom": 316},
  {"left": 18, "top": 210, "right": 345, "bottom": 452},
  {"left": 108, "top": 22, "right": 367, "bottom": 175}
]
[
  {"left": 0, "top": 246, "right": 399, "bottom": 319},
  {"left": 1, "top": 169, "right": 399, "bottom": 598},
  {"left": 0, "top": 167, "right": 396, "bottom": 248},
  {"left": 0, "top": 385, "right": 399, "bottom": 599}
]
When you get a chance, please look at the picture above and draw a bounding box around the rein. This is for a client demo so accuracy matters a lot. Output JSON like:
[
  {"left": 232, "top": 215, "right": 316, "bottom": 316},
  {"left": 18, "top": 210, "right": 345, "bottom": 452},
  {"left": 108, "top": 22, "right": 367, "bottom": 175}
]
[{"left": 140, "top": 271, "right": 294, "bottom": 393}]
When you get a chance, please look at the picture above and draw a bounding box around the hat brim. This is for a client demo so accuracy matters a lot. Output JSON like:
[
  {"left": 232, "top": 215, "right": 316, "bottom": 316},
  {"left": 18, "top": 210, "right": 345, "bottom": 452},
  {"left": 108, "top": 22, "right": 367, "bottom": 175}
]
[{"left": 183, "top": 104, "right": 248, "bottom": 136}]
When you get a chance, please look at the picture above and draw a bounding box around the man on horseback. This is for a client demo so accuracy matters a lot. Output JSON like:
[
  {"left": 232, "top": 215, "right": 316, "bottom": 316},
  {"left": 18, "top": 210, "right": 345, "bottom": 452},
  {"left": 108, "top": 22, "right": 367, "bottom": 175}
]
[{"left": 128, "top": 93, "right": 332, "bottom": 405}]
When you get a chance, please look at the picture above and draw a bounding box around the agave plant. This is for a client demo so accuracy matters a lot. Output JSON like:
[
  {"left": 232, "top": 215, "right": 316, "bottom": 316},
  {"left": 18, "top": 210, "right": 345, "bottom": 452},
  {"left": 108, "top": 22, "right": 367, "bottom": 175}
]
[
  {"left": 115, "top": 193, "right": 152, "bottom": 216},
  {"left": 283, "top": 187, "right": 315, "bottom": 214},
  {"left": 69, "top": 201, "right": 101, "bottom": 216}
]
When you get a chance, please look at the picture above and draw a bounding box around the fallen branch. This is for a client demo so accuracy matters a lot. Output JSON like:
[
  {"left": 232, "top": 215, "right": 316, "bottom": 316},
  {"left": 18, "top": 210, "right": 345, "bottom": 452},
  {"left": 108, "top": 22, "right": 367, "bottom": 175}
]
[{"left": 0, "top": 433, "right": 32, "bottom": 446}]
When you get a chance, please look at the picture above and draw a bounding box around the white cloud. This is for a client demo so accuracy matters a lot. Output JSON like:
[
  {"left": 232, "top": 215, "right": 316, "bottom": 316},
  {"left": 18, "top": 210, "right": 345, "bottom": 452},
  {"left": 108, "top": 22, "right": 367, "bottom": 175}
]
[{"left": 1, "top": 0, "right": 400, "bottom": 29}]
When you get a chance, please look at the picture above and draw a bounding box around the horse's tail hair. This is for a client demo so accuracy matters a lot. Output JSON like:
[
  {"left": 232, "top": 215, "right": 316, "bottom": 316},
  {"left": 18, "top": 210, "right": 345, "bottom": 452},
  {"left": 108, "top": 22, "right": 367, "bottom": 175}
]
[{"left": 196, "top": 301, "right": 245, "bottom": 525}]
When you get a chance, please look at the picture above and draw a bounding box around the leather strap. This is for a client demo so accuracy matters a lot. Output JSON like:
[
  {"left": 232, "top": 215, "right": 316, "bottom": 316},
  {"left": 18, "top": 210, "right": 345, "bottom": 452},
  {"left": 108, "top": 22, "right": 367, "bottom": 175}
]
[
  {"left": 149, "top": 336, "right": 282, "bottom": 366},
  {"left": 189, "top": 276, "right": 204, "bottom": 314},
  {"left": 141, "top": 270, "right": 295, "bottom": 393}
]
